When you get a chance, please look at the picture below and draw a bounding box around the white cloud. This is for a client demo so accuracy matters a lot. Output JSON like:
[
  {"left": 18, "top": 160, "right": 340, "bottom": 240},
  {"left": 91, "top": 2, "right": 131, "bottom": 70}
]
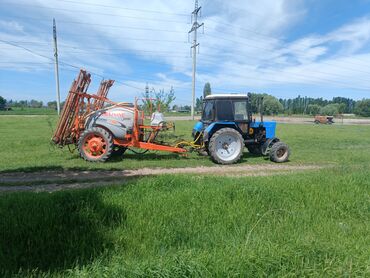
[
  {"left": 1, "top": 0, "right": 370, "bottom": 103},
  {"left": 0, "top": 20, "right": 24, "bottom": 32}
]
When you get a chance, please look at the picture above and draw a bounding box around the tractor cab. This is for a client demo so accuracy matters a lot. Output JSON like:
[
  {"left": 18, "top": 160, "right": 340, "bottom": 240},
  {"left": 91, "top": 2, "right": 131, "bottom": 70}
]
[
  {"left": 201, "top": 94, "right": 251, "bottom": 123},
  {"left": 192, "top": 93, "right": 290, "bottom": 164}
]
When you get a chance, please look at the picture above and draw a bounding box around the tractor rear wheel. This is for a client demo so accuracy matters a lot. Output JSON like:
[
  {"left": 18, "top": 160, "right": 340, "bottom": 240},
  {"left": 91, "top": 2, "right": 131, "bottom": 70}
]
[
  {"left": 78, "top": 127, "right": 113, "bottom": 162},
  {"left": 209, "top": 128, "right": 244, "bottom": 165},
  {"left": 269, "top": 142, "right": 290, "bottom": 163}
]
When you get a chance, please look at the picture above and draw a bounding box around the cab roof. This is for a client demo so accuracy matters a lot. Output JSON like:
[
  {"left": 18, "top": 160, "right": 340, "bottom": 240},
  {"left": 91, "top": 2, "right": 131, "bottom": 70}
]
[{"left": 204, "top": 94, "right": 248, "bottom": 100}]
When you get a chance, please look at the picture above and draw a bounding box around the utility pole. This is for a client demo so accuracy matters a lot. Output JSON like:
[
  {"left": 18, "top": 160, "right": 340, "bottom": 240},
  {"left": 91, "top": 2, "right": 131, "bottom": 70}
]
[
  {"left": 188, "top": 0, "right": 204, "bottom": 120},
  {"left": 53, "top": 18, "right": 61, "bottom": 115}
]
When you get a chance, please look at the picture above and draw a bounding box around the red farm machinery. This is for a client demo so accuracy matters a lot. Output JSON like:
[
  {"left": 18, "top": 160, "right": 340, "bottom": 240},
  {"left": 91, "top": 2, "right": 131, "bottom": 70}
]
[
  {"left": 52, "top": 70, "right": 189, "bottom": 162},
  {"left": 53, "top": 70, "right": 290, "bottom": 164}
]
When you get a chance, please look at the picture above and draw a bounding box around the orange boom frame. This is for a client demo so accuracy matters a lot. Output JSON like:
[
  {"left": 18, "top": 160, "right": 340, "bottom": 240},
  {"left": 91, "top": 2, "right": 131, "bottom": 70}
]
[{"left": 52, "top": 70, "right": 187, "bottom": 161}]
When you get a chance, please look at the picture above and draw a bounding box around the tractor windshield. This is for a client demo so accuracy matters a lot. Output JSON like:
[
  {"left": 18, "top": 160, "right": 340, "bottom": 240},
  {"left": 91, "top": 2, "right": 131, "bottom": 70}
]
[
  {"left": 202, "top": 98, "right": 249, "bottom": 122},
  {"left": 202, "top": 100, "right": 214, "bottom": 121}
]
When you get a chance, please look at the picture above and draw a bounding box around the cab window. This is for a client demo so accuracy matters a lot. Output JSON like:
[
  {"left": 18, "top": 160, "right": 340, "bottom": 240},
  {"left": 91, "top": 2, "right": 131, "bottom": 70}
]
[
  {"left": 216, "top": 100, "right": 234, "bottom": 121},
  {"left": 202, "top": 101, "right": 214, "bottom": 121},
  {"left": 233, "top": 101, "right": 248, "bottom": 121}
]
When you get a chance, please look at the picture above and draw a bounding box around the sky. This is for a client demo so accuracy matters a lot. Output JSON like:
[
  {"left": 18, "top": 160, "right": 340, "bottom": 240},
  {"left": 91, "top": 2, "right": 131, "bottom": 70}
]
[{"left": 0, "top": 0, "right": 370, "bottom": 105}]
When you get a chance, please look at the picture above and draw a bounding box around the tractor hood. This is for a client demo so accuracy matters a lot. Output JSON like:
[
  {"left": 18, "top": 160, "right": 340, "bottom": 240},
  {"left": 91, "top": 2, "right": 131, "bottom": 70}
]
[{"left": 250, "top": 121, "right": 276, "bottom": 139}]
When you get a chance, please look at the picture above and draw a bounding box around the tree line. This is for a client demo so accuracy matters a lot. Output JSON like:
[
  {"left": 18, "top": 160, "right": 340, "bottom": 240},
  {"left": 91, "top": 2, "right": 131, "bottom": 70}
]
[
  {"left": 0, "top": 96, "right": 59, "bottom": 110},
  {"left": 1, "top": 82, "right": 370, "bottom": 117},
  {"left": 195, "top": 84, "right": 370, "bottom": 117},
  {"left": 250, "top": 94, "right": 370, "bottom": 117}
]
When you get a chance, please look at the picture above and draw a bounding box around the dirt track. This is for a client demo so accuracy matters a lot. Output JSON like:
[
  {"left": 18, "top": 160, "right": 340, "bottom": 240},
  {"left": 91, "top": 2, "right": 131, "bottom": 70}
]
[{"left": 0, "top": 164, "right": 323, "bottom": 193}]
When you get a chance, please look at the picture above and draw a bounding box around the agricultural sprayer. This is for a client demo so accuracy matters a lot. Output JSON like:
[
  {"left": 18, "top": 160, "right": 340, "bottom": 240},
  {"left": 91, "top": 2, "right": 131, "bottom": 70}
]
[{"left": 52, "top": 70, "right": 290, "bottom": 164}]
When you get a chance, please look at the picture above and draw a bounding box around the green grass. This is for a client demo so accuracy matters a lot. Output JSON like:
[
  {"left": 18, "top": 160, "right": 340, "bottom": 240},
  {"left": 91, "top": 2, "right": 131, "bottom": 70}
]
[
  {"left": 0, "top": 107, "right": 57, "bottom": 115},
  {"left": 1, "top": 170, "right": 369, "bottom": 277},
  {"left": 1, "top": 115, "right": 370, "bottom": 173},
  {"left": 0, "top": 115, "right": 369, "bottom": 276}
]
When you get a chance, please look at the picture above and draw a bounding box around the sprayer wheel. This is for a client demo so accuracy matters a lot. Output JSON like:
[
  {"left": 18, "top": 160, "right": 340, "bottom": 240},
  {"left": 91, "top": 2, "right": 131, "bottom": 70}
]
[{"left": 78, "top": 127, "right": 113, "bottom": 162}]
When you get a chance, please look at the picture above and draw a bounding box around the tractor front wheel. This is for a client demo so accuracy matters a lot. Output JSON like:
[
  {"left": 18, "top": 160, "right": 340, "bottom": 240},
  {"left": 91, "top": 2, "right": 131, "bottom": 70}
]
[
  {"left": 209, "top": 128, "right": 244, "bottom": 165},
  {"left": 78, "top": 127, "right": 113, "bottom": 162},
  {"left": 269, "top": 142, "right": 290, "bottom": 163}
]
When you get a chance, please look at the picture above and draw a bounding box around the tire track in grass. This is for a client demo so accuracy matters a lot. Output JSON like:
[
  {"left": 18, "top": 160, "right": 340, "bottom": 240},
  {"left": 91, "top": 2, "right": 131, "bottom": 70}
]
[{"left": 0, "top": 164, "right": 325, "bottom": 193}]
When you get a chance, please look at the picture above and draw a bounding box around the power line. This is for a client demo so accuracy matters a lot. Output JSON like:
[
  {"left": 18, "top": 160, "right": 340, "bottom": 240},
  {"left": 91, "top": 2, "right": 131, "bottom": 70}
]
[
  {"left": 1, "top": 2, "right": 188, "bottom": 24},
  {"left": 1, "top": 37, "right": 188, "bottom": 45},
  {"left": 0, "top": 40, "right": 195, "bottom": 95},
  {"left": 0, "top": 61, "right": 53, "bottom": 64},
  {"left": 4, "top": 16, "right": 186, "bottom": 33},
  {"left": 3, "top": 1, "right": 370, "bottom": 72},
  {"left": 10, "top": 34, "right": 369, "bottom": 83},
  {"left": 203, "top": 33, "right": 370, "bottom": 76},
  {"left": 2, "top": 39, "right": 370, "bottom": 89},
  {"left": 0, "top": 39, "right": 54, "bottom": 62},
  {"left": 193, "top": 46, "right": 370, "bottom": 84},
  {"left": 2, "top": 39, "right": 370, "bottom": 93},
  {"left": 8, "top": 37, "right": 369, "bottom": 80},
  {"left": 204, "top": 18, "right": 370, "bottom": 69},
  {"left": 48, "top": 0, "right": 188, "bottom": 16}
]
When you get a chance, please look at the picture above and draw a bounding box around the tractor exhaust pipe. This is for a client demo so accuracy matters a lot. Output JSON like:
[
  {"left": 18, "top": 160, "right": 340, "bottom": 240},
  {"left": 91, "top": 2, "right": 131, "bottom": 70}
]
[{"left": 260, "top": 96, "right": 264, "bottom": 123}]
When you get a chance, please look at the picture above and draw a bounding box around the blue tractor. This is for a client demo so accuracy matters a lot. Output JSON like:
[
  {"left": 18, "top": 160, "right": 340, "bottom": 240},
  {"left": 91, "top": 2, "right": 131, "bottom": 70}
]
[{"left": 192, "top": 94, "right": 290, "bottom": 165}]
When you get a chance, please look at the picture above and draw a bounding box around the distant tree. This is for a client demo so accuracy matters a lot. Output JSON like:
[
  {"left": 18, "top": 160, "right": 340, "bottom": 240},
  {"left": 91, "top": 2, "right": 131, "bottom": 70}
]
[
  {"left": 183, "top": 105, "right": 191, "bottom": 111},
  {"left": 30, "top": 99, "right": 43, "bottom": 108},
  {"left": 47, "top": 101, "right": 57, "bottom": 110},
  {"left": 195, "top": 96, "right": 203, "bottom": 111},
  {"left": 172, "top": 104, "right": 178, "bottom": 111},
  {"left": 249, "top": 93, "right": 283, "bottom": 115},
  {"left": 279, "top": 96, "right": 357, "bottom": 114},
  {"left": 263, "top": 95, "right": 284, "bottom": 115},
  {"left": 307, "top": 104, "right": 321, "bottom": 115},
  {"left": 320, "top": 103, "right": 340, "bottom": 116},
  {"left": 355, "top": 99, "right": 370, "bottom": 117},
  {"left": 19, "top": 100, "right": 28, "bottom": 108},
  {"left": 0, "top": 96, "right": 6, "bottom": 108},
  {"left": 338, "top": 103, "right": 346, "bottom": 114},
  {"left": 155, "top": 87, "right": 175, "bottom": 112},
  {"left": 203, "top": 82, "right": 211, "bottom": 98},
  {"left": 141, "top": 84, "right": 176, "bottom": 112}
]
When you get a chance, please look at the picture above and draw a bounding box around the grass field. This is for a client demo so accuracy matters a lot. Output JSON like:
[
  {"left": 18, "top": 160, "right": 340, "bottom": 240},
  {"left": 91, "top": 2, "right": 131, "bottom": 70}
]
[
  {"left": 1, "top": 115, "right": 370, "bottom": 173},
  {"left": 0, "top": 115, "right": 369, "bottom": 277},
  {"left": 0, "top": 107, "right": 57, "bottom": 115}
]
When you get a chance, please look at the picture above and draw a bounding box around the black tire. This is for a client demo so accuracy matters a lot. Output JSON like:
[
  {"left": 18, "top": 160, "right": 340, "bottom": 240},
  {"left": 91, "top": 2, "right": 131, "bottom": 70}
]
[
  {"left": 269, "top": 142, "right": 290, "bottom": 163},
  {"left": 112, "top": 145, "right": 127, "bottom": 156},
  {"left": 314, "top": 120, "right": 320, "bottom": 124},
  {"left": 78, "top": 127, "right": 113, "bottom": 162},
  {"left": 209, "top": 128, "right": 244, "bottom": 165},
  {"left": 247, "top": 145, "right": 262, "bottom": 155}
]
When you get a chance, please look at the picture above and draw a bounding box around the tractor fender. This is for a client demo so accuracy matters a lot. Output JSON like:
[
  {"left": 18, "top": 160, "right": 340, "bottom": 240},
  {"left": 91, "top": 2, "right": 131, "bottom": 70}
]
[
  {"left": 261, "top": 137, "right": 280, "bottom": 155},
  {"left": 192, "top": 121, "right": 204, "bottom": 138},
  {"left": 203, "top": 122, "right": 239, "bottom": 142}
]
